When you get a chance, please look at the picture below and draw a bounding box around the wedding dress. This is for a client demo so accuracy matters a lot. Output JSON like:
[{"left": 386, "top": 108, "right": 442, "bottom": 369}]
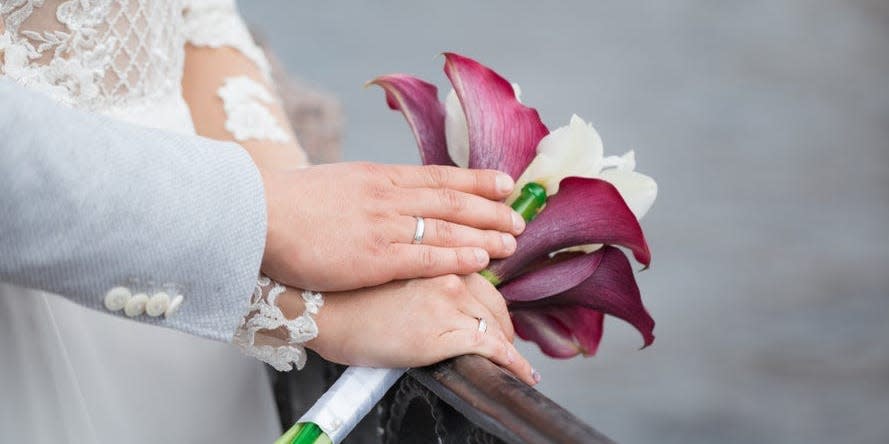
[{"left": 0, "top": 1, "right": 316, "bottom": 442}]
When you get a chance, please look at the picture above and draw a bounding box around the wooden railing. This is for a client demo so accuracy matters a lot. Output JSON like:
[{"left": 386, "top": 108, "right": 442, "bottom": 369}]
[{"left": 270, "top": 353, "right": 615, "bottom": 444}]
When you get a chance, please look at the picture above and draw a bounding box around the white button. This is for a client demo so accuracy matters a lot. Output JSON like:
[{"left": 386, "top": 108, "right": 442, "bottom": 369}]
[
  {"left": 164, "top": 294, "right": 184, "bottom": 318},
  {"left": 104, "top": 287, "right": 131, "bottom": 311},
  {"left": 145, "top": 292, "right": 170, "bottom": 317},
  {"left": 124, "top": 293, "right": 149, "bottom": 317}
]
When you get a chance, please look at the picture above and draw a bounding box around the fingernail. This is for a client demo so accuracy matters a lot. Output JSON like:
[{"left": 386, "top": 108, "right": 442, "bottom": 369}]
[
  {"left": 474, "top": 248, "right": 489, "bottom": 265},
  {"left": 512, "top": 211, "right": 525, "bottom": 233},
  {"left": 496, "top": 174, "right": 514, "bottom": 194},
  {"left": 501, "top": 233, "right": 516, "bottom": 253},
  {"left": 531, "top": 368, "right": 541, "bottom": 384},
  {"left": 506, "top": 349, "right": 515, "bottom": 364}
]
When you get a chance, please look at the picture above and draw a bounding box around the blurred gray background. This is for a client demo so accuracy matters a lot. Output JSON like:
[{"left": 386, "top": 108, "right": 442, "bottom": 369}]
[{"left": 240, "top": 1, "right": 889, "bottom": 443}]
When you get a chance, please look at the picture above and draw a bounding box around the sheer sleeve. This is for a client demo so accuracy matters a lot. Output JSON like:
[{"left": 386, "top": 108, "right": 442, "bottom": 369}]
[
  {"left": 233, "top": 275, "right": 323, "bottom": 371},
  {"left": 181, "top": 1, "right": 319, "bottom": 370}
]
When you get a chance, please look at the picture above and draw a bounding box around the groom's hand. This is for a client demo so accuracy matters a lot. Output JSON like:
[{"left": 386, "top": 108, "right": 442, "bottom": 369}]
[{"left": 259, "top": 162, "right": 524, "bottom": 292}]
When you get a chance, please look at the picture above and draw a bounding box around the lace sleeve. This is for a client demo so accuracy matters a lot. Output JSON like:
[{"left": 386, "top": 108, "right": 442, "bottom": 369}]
[
  {"left": 180, "top": 0, "right": 300, "bottom": 150},
  {"left": 233, "top": 275, "right": 323, "bottom": 371},
  {"left": 181, "top": 0, "right": 270, "bottom": 79}
]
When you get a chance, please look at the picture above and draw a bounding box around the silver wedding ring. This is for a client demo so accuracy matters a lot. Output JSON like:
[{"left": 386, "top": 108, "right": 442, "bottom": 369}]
[
  {"left": 477, "top": 317, "right": 488, "bottom": 334},
  {"left": 412, "top": 216, "right": 426, "bottom": 244}
]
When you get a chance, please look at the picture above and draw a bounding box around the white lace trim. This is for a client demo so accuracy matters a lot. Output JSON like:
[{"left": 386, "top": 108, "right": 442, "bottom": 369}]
[
  {"left": 217, "top": 75, "right": 289, "bottom": 142},
  {"left": 181, "top": 0, "right": 270, "bottom": 79},
  {"left": 233, "top": 275, "right": 322, "bottom": 372},
  {"left": 1, "top": 0, "right": 184, "bottom": 110}
]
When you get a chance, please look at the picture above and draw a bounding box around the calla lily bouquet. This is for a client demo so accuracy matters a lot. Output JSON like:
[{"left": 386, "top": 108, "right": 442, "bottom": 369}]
[{"left": 280, "top": 53, "right": 658, "bottom": 444}]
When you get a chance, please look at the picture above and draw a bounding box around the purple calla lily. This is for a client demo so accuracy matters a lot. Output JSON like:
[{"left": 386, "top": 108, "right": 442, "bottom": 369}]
[
  {"left": 372, "top": 52, "right": 655, "bottom": 360},
  {"left": 512, "top": 308, "right": 605, "bottom": 358},
  {"left": 368, "top": 74, "right": 454, "bottom": 166},
  {"left": 486, "top": 176, "right": 651, "bottom": 283},
  {"left": 443, "top": 52, "right": 550, "bottom": 180},
  {"left": 506, "top": 247, "right": 655, "bottom": 355}
]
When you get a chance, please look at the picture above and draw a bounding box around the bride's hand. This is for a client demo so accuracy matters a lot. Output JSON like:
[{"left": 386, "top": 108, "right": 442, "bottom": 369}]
[
  {"left": 295, "top": 273, "right": 537, "bottom": 386},
  {"left": 260, "top": 162, "right": 525, "bottom": 292}
]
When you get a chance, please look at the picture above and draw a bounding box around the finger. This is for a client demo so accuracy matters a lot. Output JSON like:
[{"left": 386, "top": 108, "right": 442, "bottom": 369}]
[
  {"left": 503, "top": 341, "right": 537, "bottom": 386},
  {"left": 437, "top": 328, "right": 537, "bottom": 386},
  {"left": 393, "top": 216, "right": 516, "bottom": 258},
  {"left": 464, "top": 274, "right": 514, "bottom": 341},
  {"left": 385, "top": 244, "right": 489, "bottom": 280},
  {"left": 387, "top": 165, "right": 515, "bottom": 200},
  {"left": 399, "top": 188, "right": 525, "bottom": 235}
]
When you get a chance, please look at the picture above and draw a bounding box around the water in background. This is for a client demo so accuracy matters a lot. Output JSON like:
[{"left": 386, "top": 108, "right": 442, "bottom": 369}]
[{"left": 240, "top": 2, "right": 889, "bottom": 443}]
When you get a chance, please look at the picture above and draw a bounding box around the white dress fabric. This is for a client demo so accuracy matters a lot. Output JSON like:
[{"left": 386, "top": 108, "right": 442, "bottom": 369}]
[{"left": 0, "top": 1, "right": 310, "bottom": 442}]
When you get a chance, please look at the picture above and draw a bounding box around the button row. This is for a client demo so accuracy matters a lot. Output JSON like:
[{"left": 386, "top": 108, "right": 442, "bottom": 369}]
[{"left": 104, "top": 287, "right": 183, "bottom": 319}]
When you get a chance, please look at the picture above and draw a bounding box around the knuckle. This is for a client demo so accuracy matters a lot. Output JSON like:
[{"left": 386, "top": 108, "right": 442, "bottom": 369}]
[
  {"left": 425, "top": 165, "right": 450, "bottom": 188},
  {"left": 474, "top": 170, "right": 491, "bottom": 194},
  {"left": 498, "top": 205, "right": 514, "bottom": 228},
  {"left": 366, "top": 183, "right": 391, "bottom": 202},
  {"left": 469, "top": 330, "right": 486, "bottom": 349},
  {"left": 484, "top": 338, "right": 505, "bottom": 358},
  {"left": 438, "top": 189, "right": 465, "bottom": 212},
  {"left": 368, "top": 231, "right": 390, "bottom": 255},
  {"left": 356, "top": 162, "right": 381, "bottom": 178},
  {"left": 491, "top": 294, "right": 509, "bottom": 318},
  {"left": 438, "top": 274, "right": 464, "bottom": 294},
  {"left": 435, "top": 220, "right": 456, "bottom": 245},
  {"left": 487, "top": 231, "right": 504, "bottom": 251},
  {"left": 419, "top": 247, "right": 440, "bottom": 270}
]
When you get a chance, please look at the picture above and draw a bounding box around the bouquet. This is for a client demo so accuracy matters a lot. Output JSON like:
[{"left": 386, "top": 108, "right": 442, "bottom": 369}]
[{"left": 279, "top": 52, "right": 658, "bottom": 444}]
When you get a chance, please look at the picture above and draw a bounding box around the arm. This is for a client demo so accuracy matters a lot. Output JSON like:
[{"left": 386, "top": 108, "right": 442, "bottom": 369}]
[
  {"left": 175, "top": 2, "right": 530, "bottom": 372},
  {"left": 178, "top": 1, "right": 523, "bottom": 294},
  {"left": 180, "top": 0, "right": 306, "bottom": 170},
  {"left": 0, "top": 80, "right": 266, "bottom": 342}
]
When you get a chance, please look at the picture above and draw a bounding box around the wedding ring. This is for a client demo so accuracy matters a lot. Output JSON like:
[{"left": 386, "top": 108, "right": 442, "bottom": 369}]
[
  {"left": 412, "top": 216, "right": 426, "bottom": 244},
  {"left": 477, "top": 317, "right": 488, "bottom": 334}
]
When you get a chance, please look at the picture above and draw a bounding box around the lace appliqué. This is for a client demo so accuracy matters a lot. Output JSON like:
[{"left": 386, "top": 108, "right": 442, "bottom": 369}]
[
  {"left": 217, "top": 75, "right": 289, "bottom": 142},
  {"left": 1, "top": 0, "right": 114, "bottom": 106},
  {"left": 181, "top": 0, "right": 270, "bottom": 79},
  {"left": 233, "top": 275, "right": 322, "bottom": 372},
  {"left": 1, "top": 0, "right": 184, "bottom": 109}
]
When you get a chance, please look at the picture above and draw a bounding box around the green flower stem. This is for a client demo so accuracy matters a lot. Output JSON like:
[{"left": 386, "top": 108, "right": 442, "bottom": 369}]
[
  {"left": 277, "top": 422, "right": 331, "bottom": 444},
  {"left": 510, "top": 182, "right": 547, "bottom": 223},
  {"left": 276, "top": 183, "right": 548, "bottom": 444},
  {"left": 481, "top": 182, "right": 547, "bottom": 284}
]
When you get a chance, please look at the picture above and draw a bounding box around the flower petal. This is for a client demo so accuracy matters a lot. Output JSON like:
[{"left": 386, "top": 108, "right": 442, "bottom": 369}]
[
  {"left": 599, "top": 168, "right": 658, "bottom": 220},
  {"left": 369, "top": 74, "right": 454, "bottom": 166},
  {"left": 512, "top": 114, "right": 604, "bottom": 200},
  {"left": 512, "top": 307, "right": 605, "bottom": 358},
  {"left": 444, "top": 89, "right": 470, "bottom": 168},
  {"left": 488, "top": 176, "right": 651, "bottom": 281},
  {"left": 511, "top": 246, "right": 655, "bottom": 348},
  {"left": 499, "top": 252, "right": 603, "bottom": 302},
  {"left": 443, "top": 52, "right": 549, "bottom": 179}
]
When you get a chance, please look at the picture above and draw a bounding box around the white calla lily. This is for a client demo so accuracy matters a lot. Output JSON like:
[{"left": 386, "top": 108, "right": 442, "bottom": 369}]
[
  {"left": 444, "top": 89, "right": 470, "bottom": 168},
  {"left": 511, "top": 114, "right": 603, "bottom": 201},
  {"left": 510, "top": 115, "right": 657, "bottom": 222},
  {"left": 599, "top": 153, "right": 657, "bottom": 220}
]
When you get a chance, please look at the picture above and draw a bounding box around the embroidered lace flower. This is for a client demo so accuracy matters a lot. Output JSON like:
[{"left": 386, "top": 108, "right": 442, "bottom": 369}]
[
  {"left": 217, "top": 75, "right": 290, "bottom": 142},
  {"left": 182, "top": 0, "right": 270, "bottom": 79},
  {"left": 233, "top": 275, "right": 323, "bottom": 372},
  {"left": 0, "top": 0, "right": 183, "bottom": 109}
]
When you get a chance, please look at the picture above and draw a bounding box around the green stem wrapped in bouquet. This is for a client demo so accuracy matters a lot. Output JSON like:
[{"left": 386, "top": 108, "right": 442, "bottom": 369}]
[{"left": 281, "top": 52, "right": 658, "bottom": 444}]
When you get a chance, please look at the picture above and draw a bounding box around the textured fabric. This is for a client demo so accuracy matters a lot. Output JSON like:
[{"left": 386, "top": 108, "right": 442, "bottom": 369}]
[{"left": 0, "top": 80, "right": 267, "bottom": 342}]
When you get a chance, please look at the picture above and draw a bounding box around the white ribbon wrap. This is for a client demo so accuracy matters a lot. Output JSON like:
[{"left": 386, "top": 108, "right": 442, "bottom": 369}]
[{"left": 299, "top": 367, "right": 407, "bottom": 443}]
